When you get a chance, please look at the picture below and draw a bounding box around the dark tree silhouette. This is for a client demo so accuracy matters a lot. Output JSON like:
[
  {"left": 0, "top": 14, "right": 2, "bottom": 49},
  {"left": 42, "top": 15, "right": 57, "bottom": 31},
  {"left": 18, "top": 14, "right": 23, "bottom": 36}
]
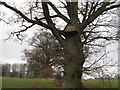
[
  {"left": 2, "top": 64, "right": 11, "bottom": 77},
  {"left": 23, "top": 31, "right": 63, "bottom": 78}
]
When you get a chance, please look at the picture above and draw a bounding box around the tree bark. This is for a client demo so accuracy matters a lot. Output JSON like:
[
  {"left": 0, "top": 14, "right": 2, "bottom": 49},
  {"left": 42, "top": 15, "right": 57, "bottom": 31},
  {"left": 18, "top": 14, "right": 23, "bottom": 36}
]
[{"left": 62, "top": 34, "right": 85, "bottom": 88}]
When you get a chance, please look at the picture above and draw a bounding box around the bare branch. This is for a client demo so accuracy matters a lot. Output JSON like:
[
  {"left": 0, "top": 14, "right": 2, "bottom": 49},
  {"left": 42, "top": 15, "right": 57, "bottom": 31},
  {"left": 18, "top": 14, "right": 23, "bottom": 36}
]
[
  {"left": 37, "top": 15, "right": 58, "bottom": 21},
  {"left": 0, "top": 1, "right": 36, "bottom": 23},
  {"left": 0, "top": 18, "right": 9, "bottom": 24},
  {"left": 86, "top": 36, "right": 113, "bottom": 44},
  {"left": 0, "top": 12, "right": 10, "bottom": 24},
  {"left": 41, "top": 1, "right": 65, "bottom": 45},
  {"left": 34, "top": 17, "right": 53, "bottom": 29},
  {"left": 0, "top": 1, "right": 54, "bottom": 31},
  {"left": 4, "top": 24, "right": 35, "bottom": 42},
  {"left": 106, "top": 3, "right": 120, "bottom": 11},
  {"left": 15, "top": 24, "right": 35, "bottom": 34},
  {"left": 82, "top": 2, "right": 88, "bottom": 22},
  {"left": 47, "top": 2, "right": 70, "bottom": 23},
  {"left": 88, "top": 51, "right": 109, "bottom": 68},
  {"left": 79, "top": 2, "right": 117, "bottom": 31}
]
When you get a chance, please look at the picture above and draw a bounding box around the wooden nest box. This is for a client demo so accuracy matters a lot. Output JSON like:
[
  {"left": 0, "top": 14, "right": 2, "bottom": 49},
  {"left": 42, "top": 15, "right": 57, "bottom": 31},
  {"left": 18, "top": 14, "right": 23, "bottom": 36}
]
[{"left": 64, "top": 24, "right": 78, "bottom": 37}]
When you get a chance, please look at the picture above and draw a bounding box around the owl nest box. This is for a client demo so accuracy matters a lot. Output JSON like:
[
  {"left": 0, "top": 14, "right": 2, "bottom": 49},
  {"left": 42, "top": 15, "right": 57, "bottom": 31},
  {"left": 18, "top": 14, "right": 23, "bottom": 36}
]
[{"left": 64, "top": 24, "right": 78, "bottom": 36}]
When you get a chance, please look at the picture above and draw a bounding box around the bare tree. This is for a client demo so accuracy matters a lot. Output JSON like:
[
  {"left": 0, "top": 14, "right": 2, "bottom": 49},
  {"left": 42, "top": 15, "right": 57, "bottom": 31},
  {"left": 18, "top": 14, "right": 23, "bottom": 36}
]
[
  {"left": 0, "top": 0, "right": 120, "bottom": 88},
  {"left": 23, "top": 31, "right": 63, "bottom": 78}
]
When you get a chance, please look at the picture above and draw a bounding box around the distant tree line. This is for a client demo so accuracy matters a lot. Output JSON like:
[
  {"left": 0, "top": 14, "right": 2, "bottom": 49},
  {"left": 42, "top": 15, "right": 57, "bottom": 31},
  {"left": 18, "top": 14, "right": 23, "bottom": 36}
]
[
  {"left": 1, "top": 63, "right": 59, "bottom": 78},
  {"left": 1, "top": 63, "right": 27, "bottom": 78}
]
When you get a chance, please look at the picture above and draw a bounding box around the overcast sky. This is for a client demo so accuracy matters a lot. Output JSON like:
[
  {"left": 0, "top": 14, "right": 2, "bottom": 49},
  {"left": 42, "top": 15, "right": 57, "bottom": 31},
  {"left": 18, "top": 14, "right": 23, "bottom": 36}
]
[
  {"left": 0, "top": 22, "right": 28, "bottom": 64},
  {"left": 0, "top": 0, "right": 30, "bottom": 64},
  {"left": 0, "top": 0, "right": 118, "bottom": 66}
]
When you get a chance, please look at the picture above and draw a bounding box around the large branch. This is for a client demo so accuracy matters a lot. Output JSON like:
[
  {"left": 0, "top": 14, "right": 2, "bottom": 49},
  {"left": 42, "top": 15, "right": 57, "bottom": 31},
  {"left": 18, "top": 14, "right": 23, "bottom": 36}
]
[
  {"left": 79, "top": 2, "right": 119, "bottom": 31},
  {"left": 66, "top": 1, "right": 78, "bottom": 25},
  {"left": 0, "top": 1, "right": 54, "bottom": 30},
  {"left": 47, "top": 2, "right": 70, "bottom": 23},
  {"left": 0, "top": 1, "right": 65, "bottom": 44},
  {"left": 0, "top": 2, "right": 35, "bottom": 23},
  {"left": 41, "top": 1, "right": 65, "bottom": 45},
  {"left": 105, "top": 3, "right": 120, "bottom": 11},
  {"left": 88, "top": 2, "right": 98, "bottom": 18}
]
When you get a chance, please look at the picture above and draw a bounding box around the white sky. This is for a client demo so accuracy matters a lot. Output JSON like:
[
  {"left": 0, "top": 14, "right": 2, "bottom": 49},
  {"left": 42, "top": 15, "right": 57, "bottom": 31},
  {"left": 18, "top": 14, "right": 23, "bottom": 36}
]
[
  {"left": 0, "top": 0, "right": 30, "bottom": 64},
  {"left": 0, "top": 23, "right": 28, "bottom": 64}
]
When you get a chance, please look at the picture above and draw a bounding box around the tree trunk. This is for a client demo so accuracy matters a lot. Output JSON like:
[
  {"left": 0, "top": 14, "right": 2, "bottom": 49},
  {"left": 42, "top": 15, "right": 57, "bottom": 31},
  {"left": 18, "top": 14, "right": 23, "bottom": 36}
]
[{"left": 62, "top": 34, "right": 85, "bottom": 88}]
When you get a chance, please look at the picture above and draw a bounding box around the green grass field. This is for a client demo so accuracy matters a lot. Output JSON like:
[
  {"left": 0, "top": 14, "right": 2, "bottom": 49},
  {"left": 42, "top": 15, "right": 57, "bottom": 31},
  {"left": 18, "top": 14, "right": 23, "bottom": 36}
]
[
  {"left": 82, "top": 79, "right": 118, "bottom": 88},
  {"left": 1, "top": 77, "right": 58, "bottom": 88},
  {"left": 1, "top": 77, "right": 119, "bottom": 88}
]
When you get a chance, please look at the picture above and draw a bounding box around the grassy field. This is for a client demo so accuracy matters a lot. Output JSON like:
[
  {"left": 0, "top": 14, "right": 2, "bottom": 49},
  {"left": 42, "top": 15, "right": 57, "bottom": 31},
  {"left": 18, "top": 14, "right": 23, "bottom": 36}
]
[
  {"left": 1, "top": 77, "right": 118, "bottom": 88},
  {"left": 1, "top": 77, "right": 58, "bottom": 88},
  {"left": 82, "top": 79, "right": 118, "bottom": 88}
]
